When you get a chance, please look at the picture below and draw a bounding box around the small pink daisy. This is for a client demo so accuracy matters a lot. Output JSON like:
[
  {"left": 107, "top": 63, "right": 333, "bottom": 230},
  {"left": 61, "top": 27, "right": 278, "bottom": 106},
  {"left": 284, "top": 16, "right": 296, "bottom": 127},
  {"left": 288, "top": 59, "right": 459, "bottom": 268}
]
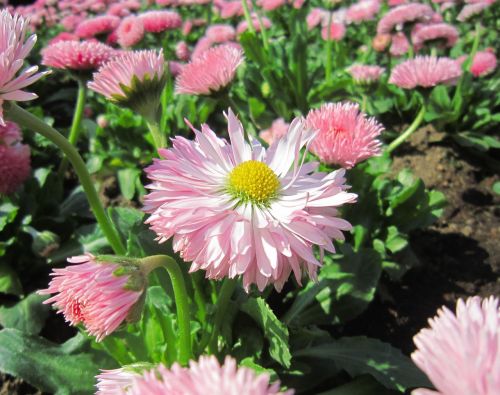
[
  {"left": 347, "top": 64, "right": 385, "bottom": 83},
  {"left": 41, "top": 40, "right": 115, "bottom": 71},
  {"left": 457, "top": 2, "right": 491, "bottom": 22},
  {"left": 96, "top": 367, "right": 142, "bottom": 395},
  {"left": 411, "top": 23, "right": 459, "bottom": 51},
  {"left": 389, "top": 56, "right": 463, "bottom": 89},
  {"left": 143, "top": 109, "right": 356, "bottom": 291},
  {"left": 321, "top": 22, "right": 346, "bottom": 41},
  {"left": 346, "top": 0, "right": 381, "bottom": 23},
  {"left": 139, "top": 10, "right": 182, "bottom": 33},
  {"left": 127, "top": 356, "right": 294, "bottom": 394},
  {"left": 390, "top": 32, "right": 410, "bottom": 56},
  {"left": 116, "top": 16, "right": 145, "bottom": 48},
  {"left": 306, "top": 8, "right": 329, "bottom": 30},
  {"left": 458, "top": 50, "right": 497, "bottom": 77},
  {"left": 0, "top": 121, "right": 31, "bottom": 195},
  {"left": 0, "top": 10, "right": 49, "bottom": 125},
  {"left": 412, "top": 296, "right": 500, "bottom": 395},
  {"left": 205, "top": 24, "right": 236, "bottom": 43},
  {"left": 258, "top": 0, "right": 287, "bottom": 11},
  {"left": 259, "top": 118, "right": 290, "bottom": 145},
  {"left": 175, "top": 44, "right": 243, "bottom": 95},
  {"left": 175, "top": 41, "right": 191, "bottom": 61},
  {"left": 306, "top": 102, "right": 383, "bottom": 168},
  {"left": 39, "top": 254, "right": 148, "bottom": 341},
  {"left": 74, "top": 15, "right": 120, "bottom": 39},
  {"left": 218, "top": 1, "right": 248, "bottom": 19},
  {"left": 377, "top": 3, "right": 434, "bottom": 34}
]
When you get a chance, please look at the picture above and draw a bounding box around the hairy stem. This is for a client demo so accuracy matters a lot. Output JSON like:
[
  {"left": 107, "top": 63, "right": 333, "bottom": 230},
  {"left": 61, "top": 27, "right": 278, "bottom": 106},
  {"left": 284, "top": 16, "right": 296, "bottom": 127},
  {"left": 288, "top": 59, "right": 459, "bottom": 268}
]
[{"left": 387, "top": 104, "right": 426, "bottom": 153}]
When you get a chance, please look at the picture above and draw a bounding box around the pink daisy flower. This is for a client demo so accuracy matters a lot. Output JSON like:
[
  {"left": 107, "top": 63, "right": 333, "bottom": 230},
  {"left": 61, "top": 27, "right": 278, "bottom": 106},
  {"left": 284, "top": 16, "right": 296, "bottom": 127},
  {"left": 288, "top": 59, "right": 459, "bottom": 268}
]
[
  {"left": 128, "top": 356, "right": 293, "bottom": 394},
  {"left": 88, "top": 50, "right": 166, "bottom": 120},
  {"left": 139, "top": 10, "right": 182, "bottom": 33},
  {"left": 390, "top": 32, "right": 410, "bottom": 56},
  {"left": 458, "top": 50, "right": 497, "bottom": 77},
  {"left": 258, "top": 0, "right": 287, "bottom": 11},
  {"left": 116, "top": 16, "right": 144, "bottom": 48},
  {"left": 0, "top": 11, "right": 49, "bottom": 126},
  {"left": 74, "top": 15, "right": 120, "bottom": 39},
  {"left": 372, "top": 33, "right": 391, "bottom": 51},
  {"left": 205, "top": 24, "right": 236, "bottom": 43},
  {"left": 259, "top": 118, "right": 290, "bottom": 146},
  {"left": 175, "top": 44, "right": 243, "bottom": 95},
  {"left": 389, "top": 56, "right": 463, "bottom": 89},
  {"left": 321, "top": 22, "right": 346, "bottom": 41},
  {"left": 218, "top": 1, "right": 247, "bottom": 19},
  {"left": 411, "top": 23, "right": 459, "bottom": 51},
  {"left": 347, "top": 64, "right": 385, "bottom": 83},
  {"left": 306, "top": 8, "right": 329, "bottom": 30},
  {"left": 412, "top": 296, "right": 500, "bottom": 395},
  {"left": 377, "top": 3, "right": 434, "bottom": 34},
  {"left": 0, "top": 121, "right": 31, "bottom": 195},
  {"left": 38, "top": 254, "right": 148, "bottom": 341},
  {"left": 306, "top": 102, "right": 383, "bottom": 168},
  {"left": 41, "top": 40, "right": 115, "bottom": 71},
  {"left": 457, "top": 2, "right": 491, "bottom": 21},
  {"left": 346, "top": 0, "right": 381, "bottom": 23},
  {"left": 175, "top": 41, "right": 191, "bottom": 61},
  {"left": 48, "top": 32, "right": 79, "bottom": 46},
  {"left": 143, "top": 109, "right": 356, "bottom": 291},
  {"left": 96, "top": 367, "right": 142, "bottom": 395}
]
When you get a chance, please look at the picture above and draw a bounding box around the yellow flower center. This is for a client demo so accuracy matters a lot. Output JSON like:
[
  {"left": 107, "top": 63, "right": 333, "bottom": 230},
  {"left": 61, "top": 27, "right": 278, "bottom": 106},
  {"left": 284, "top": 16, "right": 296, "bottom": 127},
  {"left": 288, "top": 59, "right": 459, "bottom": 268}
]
[{"left": 228, "top": 160, "right": 280, "bottom": 205}]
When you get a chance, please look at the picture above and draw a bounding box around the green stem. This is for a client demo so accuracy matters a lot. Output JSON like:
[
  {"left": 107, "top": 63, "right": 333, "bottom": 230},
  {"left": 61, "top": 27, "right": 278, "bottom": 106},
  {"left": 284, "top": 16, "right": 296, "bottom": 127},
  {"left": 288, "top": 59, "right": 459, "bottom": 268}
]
[
  {"left": 146, "top": 121, "right": 166, "bottom": 152},
  {"left": 142, "top": 255, "right": 192, "bottom": 366},
  {"left": 241, "top": 0, "right": 255, "bottom": 34},
  {"left": 387, "top": 104, "right": 426, "bottom": 153},
  {"left": 208, "top": 278, "right": 237, "bottom": 354},
  {"left": 325, "top": 13, "right": 333, "bottom": 82},
  {"left": 6, "top": 103, "right": 126, "bottom": 255},
  {"left": 58, "top": 80, "right": 87, "bottom": 177},
  {"left": 191, "top": 272, "right": 207, "bottom": 323},
  {"left": 251, "top": 0, "right": 269, "bottom": 50}
]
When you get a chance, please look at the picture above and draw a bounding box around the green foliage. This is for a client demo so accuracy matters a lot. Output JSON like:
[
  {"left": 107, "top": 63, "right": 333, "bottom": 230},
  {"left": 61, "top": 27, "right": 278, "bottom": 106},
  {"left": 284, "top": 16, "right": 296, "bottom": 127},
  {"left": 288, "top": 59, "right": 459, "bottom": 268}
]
[{"left": 0, "top": 293, "right": 49, "bottom": 335}]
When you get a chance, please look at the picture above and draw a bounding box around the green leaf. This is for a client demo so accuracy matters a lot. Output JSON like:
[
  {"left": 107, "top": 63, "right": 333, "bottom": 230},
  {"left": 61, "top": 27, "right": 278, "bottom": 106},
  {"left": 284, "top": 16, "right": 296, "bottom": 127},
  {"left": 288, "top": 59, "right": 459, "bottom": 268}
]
[
  {"left": 0, "top": 201, "right": 18, "bottom": 232},
  {"left": 108, "top": 207, "right": 145, "bottom": 247},
  {"left": 0, "top": 328, "right": 113, "bottom": 395},
  {"left": 240, "top": 297, "right": 292, "bottom": 368},
  {"left": 493, "top": 181, "right": 500, "bottom": 195},
  {"left": 0, "top": 293, "right": 50, "bottom": 335},
  {"left": 0, "top": 264, "right": 22, "bottom": 295},
  {"left": 294, "top": 336, "right": 431, "bottom": 391},
  {"left": 117, "top": 168, "right": 140, "bottom": 201},
  {"left": 317, "top": 375, "right": 398, "bottom": 395}
]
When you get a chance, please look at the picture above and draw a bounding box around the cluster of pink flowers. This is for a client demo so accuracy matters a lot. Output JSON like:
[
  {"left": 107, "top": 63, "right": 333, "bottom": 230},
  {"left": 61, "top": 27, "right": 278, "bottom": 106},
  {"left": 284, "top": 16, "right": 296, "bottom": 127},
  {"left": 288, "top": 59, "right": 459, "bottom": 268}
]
[{"left": 0, "top": 121, "right": 31, "bottom": 195}]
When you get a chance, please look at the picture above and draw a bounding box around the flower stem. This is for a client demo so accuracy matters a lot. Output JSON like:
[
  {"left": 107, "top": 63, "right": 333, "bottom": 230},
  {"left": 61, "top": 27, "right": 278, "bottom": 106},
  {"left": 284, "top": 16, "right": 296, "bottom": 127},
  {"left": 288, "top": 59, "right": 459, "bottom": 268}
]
[
  {"left": 208, "top": 278, "right": 237, "bottom": 354},
  {"left": 241, "top": 0, "right": 255, "bottom": 34},
  {"left": 325, "top": 13, "right": 333, "bottom": 82},
  {"left": 5, "top": 103, "right": 126, "bottom": 255},
  {"left": 387, "top": 104, "right": 426, "bottom": 153},
  {"left": 141, "top": 255, "right": 192, "bottom": 366},
  {"left": 58, "top": 79, "right": 87, "bottom": 177},
  {"left": 146, "top": 120, "right": 166, "bottom": 152}
]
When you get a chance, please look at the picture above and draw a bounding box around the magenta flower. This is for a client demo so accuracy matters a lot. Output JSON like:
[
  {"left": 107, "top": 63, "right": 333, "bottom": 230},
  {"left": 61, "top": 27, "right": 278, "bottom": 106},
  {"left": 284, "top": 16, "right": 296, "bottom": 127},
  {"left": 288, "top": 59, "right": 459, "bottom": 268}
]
[
  {"left": 117, "top": 16, "right": 144, "bottom": 48},
  {"left": 321, "top": 22, "right": 346, "bottom": 41},
  {"left": 411, "top": 23, "right": 459, "bottom": 51},
  {"left": 468, "top": 50, "right": 497, "bottom": 77},
  {"left": 41, "top": 40, "right": 115, "bottom": 71},
  {"left": 347, "top": 64, "right": 385, "bottom": 83},
  {"left": 0, "top": 10, "right": 49, "bottom": 125},
  {"left": 306, "top": 102, "right": 383, "bottom": 168},
  {"left": 143, "top": 109, "right": 356, "bottom": 291},
  {"left": 127, "top": 356, "right": 293, "bottom": 394},
  {"left": 74, "top": 15, "right": 120, "bottom": 39},
  {"left": 389, "top": 56, "right": 462, "bottom": 89},
  {"left": 39, "top": 254, "right": 148, "bottom": 341},
  {"left": 377, "top": 3, "right": 434, "bottom": 34},
  {"left": 412, "top": 296, "right": 500, "bottom": 395},
  {"left": 259, "top": 118, "right": 290, "bottom": 145},
  {"left": 139, "top": 10, "right": 182, "bottom": 33},
  {"left": 0, "top": 121, "right": 30, "bottom": 195},
  {"left": 175, "top": 44, "right": 243, "bottom": 95}
]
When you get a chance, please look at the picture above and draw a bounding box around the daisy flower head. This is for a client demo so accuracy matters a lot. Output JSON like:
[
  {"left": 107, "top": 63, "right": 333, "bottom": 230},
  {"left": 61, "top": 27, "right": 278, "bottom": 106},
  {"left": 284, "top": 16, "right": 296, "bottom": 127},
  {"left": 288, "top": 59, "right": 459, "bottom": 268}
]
[
  {"left": 96, "top": 364, "right": 152, "bottom": 395},
  {"left": 306, "top": 102, "right": 383, "bottom": 168},
  {"left": 117, "top": 16, "right": 145, "bottom": 48},
  {"left": 458, "top": 50, "right": 497, "bottom": 77},
  {"left": 412, "top": 296, "right": 500, "bottom": 395},
  {"left": 0, "top": 10, "right": 49, "bottom": 125},
  {"left": 127, "top": 356, "right": 294, "bottom": 395},
  {"left": 347, "top": 64, "right": 385, "bottom": 84},
  {"left": 88, "top": 50, "right": 167, "bottom": 123},
  {"left": 321, "top": 22, "right": 346, "bottom": 41},
  {"left": 346, "top": 0, "right": 381, "bottom": 24},
  {"left": 74, "top": 15, "right": 120, "bottom": 39},
  {"left": 390, "top": 32, "right": 410, "bottom": 56},
  {"left": 143, "top": 109, "right": 357, "bottom": 291},
  {"left": 38, "top": 254, "right": 151, "bottom": 341},
  {"left": 175, "top": 44, "right": 243, "bottom": 96},
  {"left": 389, "top": 55, "right": 462, "bottom": 89},
  {"left": 205, "top": 24, "right": 236, "bottom": 43},
  {"left": 411, "top": 23, "right": 459, "bottom": 51},
  {"left": 377, "top": 3, "right": 434, "bottom": 34},
  {"left": 0, "top": 121, "right": 31, "bottom": 195},
  {"left": 259, "top": 118, "right": 290, "bottom": 146},
  {"left": 457, "top": 2, "right": 492, "bottom": 22},
  {"left": 139, "top": 10, "right": 182, "bottom": 33}
]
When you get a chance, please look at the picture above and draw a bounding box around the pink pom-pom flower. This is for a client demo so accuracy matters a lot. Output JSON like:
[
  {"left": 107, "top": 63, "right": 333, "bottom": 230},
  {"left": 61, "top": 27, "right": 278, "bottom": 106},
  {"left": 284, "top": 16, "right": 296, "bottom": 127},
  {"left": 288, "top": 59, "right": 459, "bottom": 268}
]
[
  {"left": 139, "top": 10, "right": 182, "bottom": 33},
  {"left": 96, "top": 366, "right": 144, "bottom": 395},
  {"left": 116, "top": 16, "right": 145, "bottom": 48},
  {"left": 259, "top": 118, "right": 290, "bottom": 146},
  {"left": 41, "top": 40, "right": 115, "bottom": 71},
  {"left": 377, "top": 3, "right": 434, "bottom": 34},
  {"left": 127, "top": 356, "right": 294, "bottom": 394},
  {"left": 389, "top": 56, "right": 463, "bottom": 89},
  {"left": 175, "top": 44, "right": 243, "bottom": 95},
  {"left": 0, "top": 10, "right": 49, "bottom": 125},
  {"left": 347, "top": 64, "right": 385, "bottom": 83},
  {"left": 306, "top": 102, "right": 383, "bottom": 168},
  {"left": 346, "top": 0, "right": 381, "bottom": 23},
  {"left": 38, "top": 254, "right": 149, "bottom": 341},
  {"left": 74, "top": 15, "right": 120, "bottom": 39},
  {"left": 0, "top": 121, "right": 31, "bottom": 195},
  {"left": 458, "top": 50, "right": 497, "bottom": 77},
  {"left": 321, "top": 22, "right": 346, "bottom": 41},
  {"left": 411, "top": 23, "right": 459, "bottom": 51},
  {"left": 143, "top": 109, "right": 356, "bottom": 291},
  {"left": 412, "top": 296, "right": 500, "bottom": 395},
  {"left": 205, "top": 24, "right": 236, "bottom": 43}
]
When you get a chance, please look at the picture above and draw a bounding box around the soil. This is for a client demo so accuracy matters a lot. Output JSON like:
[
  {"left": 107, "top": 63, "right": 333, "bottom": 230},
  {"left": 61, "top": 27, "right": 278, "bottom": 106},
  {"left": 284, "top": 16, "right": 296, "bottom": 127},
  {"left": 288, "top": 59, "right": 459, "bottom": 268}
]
[{"left": 344, "top": 126, "right": 500, "bottom": 355}]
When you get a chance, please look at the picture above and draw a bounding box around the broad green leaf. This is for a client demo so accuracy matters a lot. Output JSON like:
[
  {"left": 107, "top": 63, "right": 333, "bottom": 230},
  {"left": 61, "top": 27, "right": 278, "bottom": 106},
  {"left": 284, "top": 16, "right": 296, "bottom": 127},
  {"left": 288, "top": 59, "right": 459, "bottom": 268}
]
[
  {"left": 240, "top": 297, "right": 292, "bottom": 368},
  {"left": 0, "top": 201, "right": 18, "bottom": 232},
  {"left": 0, "top": 328, "right": 113, "bottom": 395},
  {"left": 0, "top": 264, "right": 22, "bottom": 295},
  {"left": 108, "top": 207, "right": 144, "bottom": 246},
  {"left": 117, "top": 168, "right": 140, "bottom": 200},
  {"left": 294, "top": 336, "right": 431, "bottom": 391},
  {"left": 0, "top": 293, "right": 49, "bottom": 335}
]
